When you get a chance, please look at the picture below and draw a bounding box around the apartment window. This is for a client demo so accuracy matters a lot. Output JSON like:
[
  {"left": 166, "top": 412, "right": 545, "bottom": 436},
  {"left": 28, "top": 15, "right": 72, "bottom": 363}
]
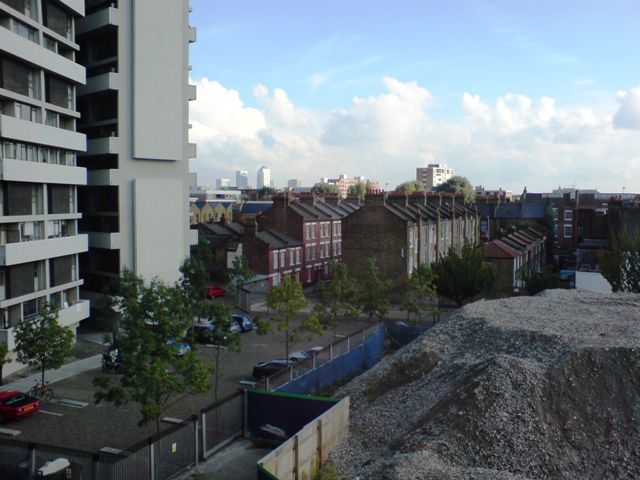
[
  {"left": 305, "top": 224, "right": 310, "bottom": 240},
  {"left": 0, "top": 270, "right": 5, "bottom": 302},
  {"left": 564, "top": 210, "right": 573, "bottom": 221},
  {"left": 273, "top": 251, "right": 278, "bottom": 270},
  {"left": 311, "top": 223, "right": 316, "bottom": 239},
  {"left": 289, "top": 249, "right": 294, "bottom": 266},
  {"left": 43, "top": 0, "right": 72, "bottom": 39},
  {"left": 295, "top": 248, "right": 301, "bottom": 265},
  {"left": 10, "top": 18, "right": 38, "bottom": 43},
  {"left": 280, "top": 250, "right": 285, "bottom": 268},
  {"left": 46, "top": 74, "right": 74, "bottom": 109},
  {"left": 564, "top": 224, "right": 572, "bottom": 238}
]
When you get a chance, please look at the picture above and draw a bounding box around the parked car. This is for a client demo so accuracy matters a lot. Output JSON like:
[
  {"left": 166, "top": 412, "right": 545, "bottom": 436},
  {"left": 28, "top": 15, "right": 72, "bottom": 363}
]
[
  {"left": 0, "top": 391, "right": 40, "bottom": 422},
  {"left": 204, "top": 285, "right": 226, "bottom": 299},
  {"left": 252, "top": 359, "right": 295, "bottom": 379},
  {"left": 289, "top": 346, "right": 323, "bottom": 362},
  {"left": 192, "top": 322, "right": 238, "bottom": 345},
  {"left": 231, "top": 313, "right": 255, "bottom": 332}
]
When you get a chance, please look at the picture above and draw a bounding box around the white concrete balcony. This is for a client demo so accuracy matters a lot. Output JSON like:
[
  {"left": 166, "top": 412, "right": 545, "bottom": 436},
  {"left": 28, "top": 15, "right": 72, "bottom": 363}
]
[
  {"left": 0, "top": 114, "right": 86, "bottom": 152},
  {"left": 88, "top": 231, "right": 121, "bottom": 250},
  {"left": 76, "top": 6, "right": 119, "bottom": 35},
  {"left": 0, "top": 158, "right": 86, "bottom": 185},
  {"left": 58, "top": 299, "right": 90, "bottom": 328},
  {"left": 0, "top": 234, "right": 88, "bottom": 266},
  {"left": 187, "top": 84, "right": 197, "bottom": 101},
  {"left": 187, "top": 143, "right": 197, "bottom": 158},
  {"left": 81, "top": 136, "right": 121, "bottom": 156},
  {"left": 87, "top": 168, "right": 119, "bottom": 186},
  {"left": 79, "top": 72, "right": 119, "bottom": 96},
  {"left": 0, "top": 27, "right": 85, "bottom": 84},
  {"left": 187, "top": 26, "right": 197, "bottom": 43},
  {"left": 0, "top": 327, "right": 16, "bottom": 350}
]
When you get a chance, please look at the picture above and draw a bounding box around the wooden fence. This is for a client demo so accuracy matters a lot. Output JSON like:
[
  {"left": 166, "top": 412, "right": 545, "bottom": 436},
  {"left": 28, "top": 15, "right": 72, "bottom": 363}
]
[{"left": 257, "top": 397, "right": 349, "bottom": 480}]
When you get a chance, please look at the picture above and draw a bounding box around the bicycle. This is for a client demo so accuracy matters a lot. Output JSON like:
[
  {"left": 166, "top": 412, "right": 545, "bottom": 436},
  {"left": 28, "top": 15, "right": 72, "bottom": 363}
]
[{"left": 29, "top": 379, "right": 54, "bottom": 401}]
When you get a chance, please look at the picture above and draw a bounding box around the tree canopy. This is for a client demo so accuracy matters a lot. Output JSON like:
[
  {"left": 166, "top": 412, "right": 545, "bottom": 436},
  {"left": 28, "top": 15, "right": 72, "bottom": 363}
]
[
  {"left": 14, "top": 303, "right": 73, "bottom": 387},
  {"left": 93, "top": 270, "right": 211, "bottom": 434},
  {"left": 599, "top": 232, "right": 640, "bottom": 293},
  {"left": 348, "top": 181, "right": 371, "bottom": 201},
  {"left": 312, "top": 262, "right": 360, "bottom": 338},
  {"left": 401, "top": 263, "right": 437, "bottom": 322},
  {"left": 261, "top": 275, "right": 321, "bottom": 360},
  {"left": 312, "top": 183, "right": 341, "bottom": 195},
  {"left": 396, "top": 180, "right": 426, "bottom": 194},
  {"left": 227, "top": 255, "right": 255, "bottom": 301},
  {"left": 432, "top": 244, "right": 495, "bottom": 307},
  {"left": 355, "top": 258, "right": 391, "bottom": 321},
  {"left": 434, "top": 176, "right": 475, "bottom": 203}
]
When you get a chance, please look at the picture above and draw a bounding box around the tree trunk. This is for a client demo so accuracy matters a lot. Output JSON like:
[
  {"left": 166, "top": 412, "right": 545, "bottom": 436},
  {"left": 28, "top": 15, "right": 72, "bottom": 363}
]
[{"left": 285, "top": 325, "right": 290, "bottom": 361}]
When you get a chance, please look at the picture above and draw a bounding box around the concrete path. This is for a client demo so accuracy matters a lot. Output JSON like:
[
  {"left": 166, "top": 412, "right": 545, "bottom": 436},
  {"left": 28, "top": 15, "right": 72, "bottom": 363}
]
[
  {"left": 0, "top": 354, "right": 102, "bottom": 393},
  {"left": 181, "top": 439, "right": 270, "bottom": 480}
]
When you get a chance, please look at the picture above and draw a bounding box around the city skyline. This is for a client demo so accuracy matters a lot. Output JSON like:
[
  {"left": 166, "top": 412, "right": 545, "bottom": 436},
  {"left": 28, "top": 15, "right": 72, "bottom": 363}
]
[{"left": 188, "top": 0, "right": 640, "bottom": 193}]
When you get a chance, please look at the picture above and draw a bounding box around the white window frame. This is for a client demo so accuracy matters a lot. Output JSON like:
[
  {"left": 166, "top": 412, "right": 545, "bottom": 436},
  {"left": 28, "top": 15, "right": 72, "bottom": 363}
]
[
  {"left": 564, "top": 224, "right": 572, "bottom": 238},
  {"left": 273, "top": 251, "right": 279, "bottom": 269},
  {"left": 564, "top": 210, "right": 573, "bottom": 221}
]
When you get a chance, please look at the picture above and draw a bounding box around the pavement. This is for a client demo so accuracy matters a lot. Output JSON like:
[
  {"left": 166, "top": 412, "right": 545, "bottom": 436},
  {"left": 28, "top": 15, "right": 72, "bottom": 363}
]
[
  {"left": 181, "top": 439, "right": 271, "bottom": 480},
  {"left": 0, "top": 354, "right": 103, "bottom": 393}
]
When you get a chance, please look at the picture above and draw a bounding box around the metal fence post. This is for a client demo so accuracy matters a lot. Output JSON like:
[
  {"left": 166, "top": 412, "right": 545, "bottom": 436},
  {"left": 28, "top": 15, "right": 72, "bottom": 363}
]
[
  {"left": 330, "top": 343, "right": 333, "bottom": 360},
  {"left": 149, "top": 439, "right": 156, "bottom": 480},
  {"left": 243, "top": 389, "right": 249, "bottom": 438},
  {"left": 27, "top": 444, "right": 36, "bottom": 480},
  {"left": 200, "top": 412, "right": 207, "bottom": 459},
  {"left": 194, "top": 416, "right": 200, "bottom": 467},
  {"left": 347, "top": 335, "right": 350, "bottom": 352}
]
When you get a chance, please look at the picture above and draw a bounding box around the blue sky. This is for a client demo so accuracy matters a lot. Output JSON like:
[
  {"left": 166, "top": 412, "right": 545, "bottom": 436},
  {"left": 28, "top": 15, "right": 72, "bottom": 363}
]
[{"left": 188, "top": 0, "right": 640, "bottom": 192}]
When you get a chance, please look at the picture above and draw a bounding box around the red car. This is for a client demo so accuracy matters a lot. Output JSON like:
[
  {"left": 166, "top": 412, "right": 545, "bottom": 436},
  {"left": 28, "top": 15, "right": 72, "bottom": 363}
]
[
  {"left": 0, "top": 391, "right": 40, "bottom": 422},
  {"left": 205, "top": 285, "right": 226, "bottom": 299}
]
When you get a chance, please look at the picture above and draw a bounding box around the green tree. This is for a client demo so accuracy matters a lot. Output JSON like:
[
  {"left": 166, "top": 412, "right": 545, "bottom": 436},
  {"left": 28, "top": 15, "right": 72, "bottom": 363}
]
[
  {"left": 190, "top": 237, "right": 216, "bottom": 282},
  {"left": 432, "top": 244, "right": 495, "bottom": 307},
  {"left": 525, "top": 266, "right": 561, "bottom": 295},
  {"left": 260, "top": 276, "right": 320, "bottom": 360},
  {"left": 599, "top": 232, "right": 640, "bottom": 293},
  {"left": 541, "top": 199, "right": 556, "bottom": 263},
  {"left": 401, "top": 263, "right": 437, "bottom": 322},
  {"left": 396, "top": 180, "right": 425, "bottom": 194},
  {"left": 93, "top": 270, "right": 211, "bottom": 435},
  {"left": 312, "top": 262, "right": 360, "bottom": 339},
  {"left": 312, "top": 183, "right": 341, "bottom": 195},
  {"left": 227, "top": 255, "right": 256, "bottom": 303},
  {"left": 0, "top": 344, "right": 9, "bottom": 386},
  {"left": 435, "top": 176, "right": 475, "bottom": 203},
  {"left": 258, "top": 186, "right": 277, "bottom": 199},
  {"left": 14, "top": 303, "right": 73, "bottom": 388},
  {"left": 199, "top": 301, "right": 241, "bottom": 403},
  {"left": 355, "top": 258, "right": 391, "bottom": 322},
  {"left": 348, "top": 181, "right": 370, "bottom": 201}
]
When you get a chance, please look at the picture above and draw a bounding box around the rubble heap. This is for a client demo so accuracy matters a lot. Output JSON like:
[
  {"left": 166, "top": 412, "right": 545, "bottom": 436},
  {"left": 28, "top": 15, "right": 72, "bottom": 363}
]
[{"left": 330, "top": 290, "right": 640, "bottom": 479}]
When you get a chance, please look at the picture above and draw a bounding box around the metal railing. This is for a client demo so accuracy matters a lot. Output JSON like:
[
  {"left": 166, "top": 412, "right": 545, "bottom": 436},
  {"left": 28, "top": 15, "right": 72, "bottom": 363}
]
[{"left": 262, "top": 324, "right": 380, "bottom": 391}]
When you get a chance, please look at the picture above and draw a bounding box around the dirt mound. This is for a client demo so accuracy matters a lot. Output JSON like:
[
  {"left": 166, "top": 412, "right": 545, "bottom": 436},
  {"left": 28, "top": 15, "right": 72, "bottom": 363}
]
[{"left": 330, "top": 290, "right": 640, "bottom": 479}]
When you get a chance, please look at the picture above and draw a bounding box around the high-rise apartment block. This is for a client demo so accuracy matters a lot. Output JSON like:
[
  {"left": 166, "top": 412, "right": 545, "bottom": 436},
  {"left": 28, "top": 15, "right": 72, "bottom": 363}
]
[
  {"left": 257, "top": 165, "right": 270, "bottom": 189},
  {"left": 235, "top": 169, "right": 248, "bottom": 189},
  {"left": 76, "top": 0, "right": 197, "bottom": 294},
  {"left": 216, "top": 178, "right": 230, "bottom": 189},
  {"left": 0, "top": 0, "right": 90, "bottom": 375},
  {"left": 416, "top": 163, "right": 453, "bottom": 190}
]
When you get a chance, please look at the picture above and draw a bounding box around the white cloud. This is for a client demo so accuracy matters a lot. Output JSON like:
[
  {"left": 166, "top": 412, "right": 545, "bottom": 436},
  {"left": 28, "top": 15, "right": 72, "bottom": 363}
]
[
  {"left": 189, "top": 77, "right": 640, "bottom": 192},
  {"left": 613, "top": 85, "right": 640, "bottom": 130}
]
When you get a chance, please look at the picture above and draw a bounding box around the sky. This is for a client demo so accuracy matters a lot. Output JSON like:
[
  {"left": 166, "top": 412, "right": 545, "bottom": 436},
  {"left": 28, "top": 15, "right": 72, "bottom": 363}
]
[{"left": 188, "top": 0, "right": 640, "bottom": 193}]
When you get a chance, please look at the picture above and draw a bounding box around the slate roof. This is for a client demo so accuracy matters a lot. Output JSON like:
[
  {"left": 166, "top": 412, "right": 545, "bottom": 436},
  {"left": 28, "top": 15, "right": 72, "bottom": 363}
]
[
  {"left": 241, "top": 202, "right": 273, "bottom": 214},
  {"left": 256, "top": 229, "right": 303, "bottom": 249},
  {"left": 484, "top": 239, "right": 520, "bottom": 259},
  {"left": 494, "top": 203, "right": 521, "bottom": 219},
  {"left": 521, "top": 204, "right": 545, "bottom": 219}
]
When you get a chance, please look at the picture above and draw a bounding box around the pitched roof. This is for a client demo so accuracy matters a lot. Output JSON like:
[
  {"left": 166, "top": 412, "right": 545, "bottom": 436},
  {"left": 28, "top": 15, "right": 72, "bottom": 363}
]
[
  {"left": 484, "top": 239, "right": 520, "bottom": 259},
  {"left": 255, "top": 229, "right": 303, "bottom": 249},
  {"left": 241, "top": 202, "right": 273, "bottom": 214}
]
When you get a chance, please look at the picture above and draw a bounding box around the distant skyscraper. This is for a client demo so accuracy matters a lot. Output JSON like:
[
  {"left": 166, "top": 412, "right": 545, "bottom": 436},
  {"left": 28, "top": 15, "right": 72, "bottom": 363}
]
[
  {"left": 257, "top": 166, "right": 271, "bottom": 189},
  {"left": 216, "top": 178, "right": 231, "bottom": 189},
  {"left": 236, "top": 170, "right": 249, "bottom": 188},
  {"left": 416, "top": 163, "right": 453, "bottom": 190},
  {"left": 288, "top": 179, "right": 301, "bottom": 189}
]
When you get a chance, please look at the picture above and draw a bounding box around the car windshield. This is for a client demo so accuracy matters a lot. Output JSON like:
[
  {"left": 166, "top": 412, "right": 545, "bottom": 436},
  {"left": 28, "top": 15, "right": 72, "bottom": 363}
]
[{"left": 5, "top": 394, "right": 26, "bottom": 405}]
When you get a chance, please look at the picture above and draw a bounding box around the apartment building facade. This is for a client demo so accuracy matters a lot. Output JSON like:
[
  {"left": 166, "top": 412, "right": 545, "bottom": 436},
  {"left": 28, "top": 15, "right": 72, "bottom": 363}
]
[
  {"left": 76, "top": 0, "right": 197, "bottom": 297},
  {"left": 0, "top": 0, "right": 89, "bottom": 374},
  {"left": 416, "top": 163, "right": 453, "bottom": 190}
]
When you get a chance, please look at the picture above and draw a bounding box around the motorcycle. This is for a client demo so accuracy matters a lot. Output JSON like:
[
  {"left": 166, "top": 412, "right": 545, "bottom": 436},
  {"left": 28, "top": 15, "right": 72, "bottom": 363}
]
[{"left": 101, "top": 348, "right": 121, "bottom": 373}]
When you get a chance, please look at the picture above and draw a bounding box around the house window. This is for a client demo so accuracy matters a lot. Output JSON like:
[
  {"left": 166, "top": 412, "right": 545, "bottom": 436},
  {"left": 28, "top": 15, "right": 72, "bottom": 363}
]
[
  {"left": 280, "top": 250, "right": 285, "bottom": 267},
  {"left": 290, "top": 249, "right": 294, "bottom": 265},
  {"left": 564, "top": 224, "right": 572, "bottom": 238},
  {"left": 305, "top": 224, "right": 310, "bottom": 240},
  {"left": 564, "top": 210, "right": 573, "bottom": 221},
  {"left": 311, "top": 224, "right": 316, "bottom": 239},
  {"left": 296, "top": 248, "right": 301, "bottom": 265},
  {"left": 273, "top": 251, "right": 278, "bottom": 269}
]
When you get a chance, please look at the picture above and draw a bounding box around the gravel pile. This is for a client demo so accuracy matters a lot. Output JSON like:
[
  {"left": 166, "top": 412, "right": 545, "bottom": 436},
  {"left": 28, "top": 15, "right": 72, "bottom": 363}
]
[{"left": 330, "top": 289, "right": 640, "bottom": 479}]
